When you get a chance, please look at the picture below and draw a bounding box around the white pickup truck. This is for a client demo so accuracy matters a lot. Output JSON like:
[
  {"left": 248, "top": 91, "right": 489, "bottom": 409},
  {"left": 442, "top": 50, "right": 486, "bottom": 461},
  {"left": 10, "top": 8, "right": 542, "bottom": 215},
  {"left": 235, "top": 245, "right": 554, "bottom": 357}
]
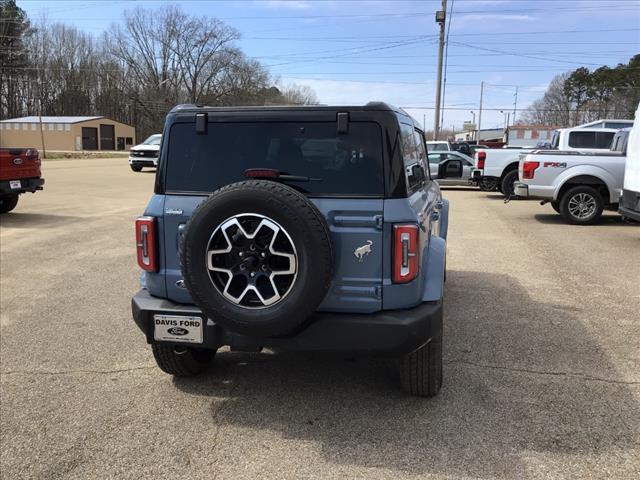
[
  {"left": 473, "top": 127, "right": 620, "bottom": 198},
  {"left": 513, "top": 128, "right": 629, "bottom": 224}
]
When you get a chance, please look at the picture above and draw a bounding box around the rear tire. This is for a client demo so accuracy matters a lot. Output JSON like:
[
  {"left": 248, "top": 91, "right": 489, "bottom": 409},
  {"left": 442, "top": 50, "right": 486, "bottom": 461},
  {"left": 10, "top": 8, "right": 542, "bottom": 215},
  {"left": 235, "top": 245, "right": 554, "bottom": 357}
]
[
  {"left": 551, "top": 201, "right": 561, "bottom": 214},
  {"left": 131, "top": 165, "right": 143, "bottom": 172},
  {"left": 559, "top": 185, "right": 604, "bottom": 225},
  {"left": 399, "top": 330, "right": 443, "bottom": 397},
  {"left": 152, "top": 343, "right": 215, "bottom": 377},
  {"left": 0, "top": 194, "right": 19, "bottom": 214},
  {"left": 501, "top": 170, "right": 519, "bottom": 199}
]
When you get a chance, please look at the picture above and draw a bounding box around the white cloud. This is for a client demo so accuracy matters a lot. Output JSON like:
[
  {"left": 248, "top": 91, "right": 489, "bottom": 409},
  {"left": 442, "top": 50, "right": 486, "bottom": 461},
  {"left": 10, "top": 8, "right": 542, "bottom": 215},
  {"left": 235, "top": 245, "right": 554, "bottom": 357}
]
[{"left": 264, "top": 0, "right": 312, "bottom": 9}]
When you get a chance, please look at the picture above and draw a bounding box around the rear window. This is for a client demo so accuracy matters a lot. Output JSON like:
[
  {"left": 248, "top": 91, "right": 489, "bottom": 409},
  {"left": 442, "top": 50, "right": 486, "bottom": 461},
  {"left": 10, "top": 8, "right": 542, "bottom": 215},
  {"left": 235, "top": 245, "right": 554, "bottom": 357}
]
[
  {"left": 165, "top": 121, "right": 383, "bottom": 195},
  {"left": 568, "top": 131, "right": 614, "bottom": 149}
]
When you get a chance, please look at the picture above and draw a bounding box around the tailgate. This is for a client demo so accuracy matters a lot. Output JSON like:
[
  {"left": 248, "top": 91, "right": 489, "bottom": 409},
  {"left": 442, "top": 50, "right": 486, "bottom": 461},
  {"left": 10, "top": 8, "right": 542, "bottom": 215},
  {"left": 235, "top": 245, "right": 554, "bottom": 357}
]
[{"left": 0, "top": 149, "right": 41, "bottom": 181}]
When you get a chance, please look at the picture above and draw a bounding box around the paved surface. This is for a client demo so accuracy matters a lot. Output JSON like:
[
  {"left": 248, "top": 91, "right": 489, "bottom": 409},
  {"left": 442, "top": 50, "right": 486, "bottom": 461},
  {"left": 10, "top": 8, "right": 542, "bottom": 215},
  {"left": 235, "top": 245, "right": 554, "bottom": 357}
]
[{"left": 1, "top": 159, "right": 639, "bottom": 479}]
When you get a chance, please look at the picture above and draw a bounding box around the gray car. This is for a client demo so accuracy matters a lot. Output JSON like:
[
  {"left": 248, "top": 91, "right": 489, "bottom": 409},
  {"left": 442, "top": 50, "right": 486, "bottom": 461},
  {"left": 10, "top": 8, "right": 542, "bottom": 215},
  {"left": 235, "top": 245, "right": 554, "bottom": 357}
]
[
  {"left": 428, "top": 151, "right": 476, "bottom": 186},
  {"left": 131, "top": 102, "right": 449, "bottom": 397}
]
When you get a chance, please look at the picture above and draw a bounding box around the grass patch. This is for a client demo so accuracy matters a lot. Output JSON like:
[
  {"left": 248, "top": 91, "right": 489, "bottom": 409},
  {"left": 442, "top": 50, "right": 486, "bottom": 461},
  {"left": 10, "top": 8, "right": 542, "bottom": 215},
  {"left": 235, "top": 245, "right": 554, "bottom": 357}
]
[{"left": 43, "top": 151, "right": 129, "bottom": 160}]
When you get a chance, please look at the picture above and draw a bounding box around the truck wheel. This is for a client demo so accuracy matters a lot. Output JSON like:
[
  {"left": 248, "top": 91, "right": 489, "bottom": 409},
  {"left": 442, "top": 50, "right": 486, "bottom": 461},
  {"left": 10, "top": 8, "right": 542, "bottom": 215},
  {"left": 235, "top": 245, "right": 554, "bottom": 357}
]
[
  {"left": 551, "top": 201, "right": 561, "bottom": 213},
  {"left": 399, "top": 330, "right": 443, "bottom": 397},
  {"left": 131, "top": 165, "right": 143, "bottom": 172},
  {"left": 479, "top": 178, "right": 498, "bottom": 192},
  {"left": 501, "top": 170, "right": 519, "bottom": 198},
  {"left": 559, "top": 186, "right": 604, "bottom": 225},
  {"left": 152, "top": 343, "right": 215, "bottom": 376},
  {"left": 0, "top": 194, "right": 19, "bottom": 214},
  {"left": 180, "top": 180, "right": 334, "bottom": 338}
]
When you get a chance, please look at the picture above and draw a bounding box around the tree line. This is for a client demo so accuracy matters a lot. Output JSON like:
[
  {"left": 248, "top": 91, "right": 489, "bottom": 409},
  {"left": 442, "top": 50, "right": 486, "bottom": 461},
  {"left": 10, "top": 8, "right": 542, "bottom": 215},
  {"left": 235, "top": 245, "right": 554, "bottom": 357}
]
[
  {"left": 523, "top": 55, "right": 640, "bottom": 127},
  {"left": 0, "top": 0, "right": 318, "bottom": 140}
]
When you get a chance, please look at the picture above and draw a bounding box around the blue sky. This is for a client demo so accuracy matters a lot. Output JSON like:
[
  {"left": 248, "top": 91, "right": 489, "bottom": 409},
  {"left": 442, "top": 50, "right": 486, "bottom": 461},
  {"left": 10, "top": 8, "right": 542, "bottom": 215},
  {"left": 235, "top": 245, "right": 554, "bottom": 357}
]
[{"left": 18, "top": 0, "right": 640, "bottom": 130}]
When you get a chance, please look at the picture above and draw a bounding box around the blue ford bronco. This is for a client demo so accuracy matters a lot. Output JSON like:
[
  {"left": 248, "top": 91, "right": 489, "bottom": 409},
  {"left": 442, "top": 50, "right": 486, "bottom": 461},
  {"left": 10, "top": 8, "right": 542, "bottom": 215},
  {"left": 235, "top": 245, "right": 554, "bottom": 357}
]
[{"left": 132, "top": 102, "right": 449, "bottom": 397}]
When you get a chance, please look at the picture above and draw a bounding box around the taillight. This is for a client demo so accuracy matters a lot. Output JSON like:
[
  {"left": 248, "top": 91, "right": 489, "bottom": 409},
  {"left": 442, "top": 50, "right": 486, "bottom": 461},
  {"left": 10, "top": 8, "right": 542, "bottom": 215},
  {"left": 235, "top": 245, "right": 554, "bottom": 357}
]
[
  {"left": 522, "top": 161, "right": 540, "bottom": 180},
  {"left": 393, "top": 224, "right": 420, "bottom": 284},
  {"left": 135, "top": 216, "right": 158, "bottom": 272},
  {"left": 476, "top": 151, "right": 486, "bottom": 169}
]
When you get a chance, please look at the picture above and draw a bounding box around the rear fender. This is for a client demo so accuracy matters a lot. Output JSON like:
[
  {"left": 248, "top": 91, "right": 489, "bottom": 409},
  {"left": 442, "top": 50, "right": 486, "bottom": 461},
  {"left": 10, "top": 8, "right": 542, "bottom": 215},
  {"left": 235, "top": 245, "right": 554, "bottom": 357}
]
[
  {"left": 422, "top": 235, "right": 445, "bottom": 302},
  {"left": 553, "top": 166, "right": 619, "bottom": 202},
  {"left": 438, "top": 198, "right": 449, "bottom": 240}
]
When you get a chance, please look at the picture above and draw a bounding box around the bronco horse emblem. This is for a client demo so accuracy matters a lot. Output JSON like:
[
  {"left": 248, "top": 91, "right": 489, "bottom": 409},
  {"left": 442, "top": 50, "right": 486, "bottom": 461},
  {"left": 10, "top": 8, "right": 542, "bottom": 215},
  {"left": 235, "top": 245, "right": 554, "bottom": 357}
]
[{"left": 354, "top": 240, "right": 373, "bottom": 263}]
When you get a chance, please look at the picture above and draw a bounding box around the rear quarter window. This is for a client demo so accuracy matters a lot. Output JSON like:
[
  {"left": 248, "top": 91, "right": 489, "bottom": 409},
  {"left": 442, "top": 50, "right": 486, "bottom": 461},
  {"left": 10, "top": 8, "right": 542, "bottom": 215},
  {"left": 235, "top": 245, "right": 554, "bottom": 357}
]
[
  {"left": 165, "top": 121, "right": 384, "bottom": 196},
  {"left": 568, "top": 131, "right": 615, "bottom": 149}
]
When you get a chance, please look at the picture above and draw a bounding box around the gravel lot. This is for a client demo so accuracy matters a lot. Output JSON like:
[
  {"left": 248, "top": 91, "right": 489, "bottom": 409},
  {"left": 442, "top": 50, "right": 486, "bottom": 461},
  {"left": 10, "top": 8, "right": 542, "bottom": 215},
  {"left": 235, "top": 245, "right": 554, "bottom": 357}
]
[{"left": 1, "top": 158, "right": 639, "bottom": 479}]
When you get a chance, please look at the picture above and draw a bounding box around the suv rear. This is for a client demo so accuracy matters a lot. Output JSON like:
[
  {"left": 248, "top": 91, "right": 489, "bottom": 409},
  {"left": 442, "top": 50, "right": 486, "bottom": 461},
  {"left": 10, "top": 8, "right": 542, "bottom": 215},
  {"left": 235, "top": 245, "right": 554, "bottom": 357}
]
[{"left": 131, "top": 103, "right": 449, "bottom": 397}]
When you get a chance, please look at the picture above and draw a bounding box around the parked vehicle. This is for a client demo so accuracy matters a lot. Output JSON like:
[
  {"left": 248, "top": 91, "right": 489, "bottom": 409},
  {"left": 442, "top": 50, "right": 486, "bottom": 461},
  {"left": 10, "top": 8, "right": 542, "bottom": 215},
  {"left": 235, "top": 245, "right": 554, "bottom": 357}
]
[
  {"left": 549, "top": 127, "right": 618, "bottom": 152},
  {"left": 514, "top": 128, "right": 629, "bottom": 224},
  {"left": 427, "top": 140, "right": 450, "bottom": 151},
  {"left": 429, "top": 150, "right": 476, "bottom": 186},
  {"left": 129, "top": 134, "right": 162, "bottom": 172},
  {"left": 619, "top": 104, "right": 640, "bottom": 222},
  {"left": 131, "top": 103, "right": 449, "bottom": 397},
  {"left": 0, "top": 148, "right": 44, "bottom": 213},
  {"left": 450, "top": 141, "right": 472, "bottom": 157},
  {"left": 474, "top": 127, "right": 622, "bottom": 198},
  {"left": 472, "top": 147, "right": 530, "bottom": 195}
]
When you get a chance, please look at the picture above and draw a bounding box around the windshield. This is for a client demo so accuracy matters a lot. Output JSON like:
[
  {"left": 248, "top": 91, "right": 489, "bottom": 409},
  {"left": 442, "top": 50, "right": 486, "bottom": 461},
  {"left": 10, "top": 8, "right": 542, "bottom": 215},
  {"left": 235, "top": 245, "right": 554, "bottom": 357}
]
[
  {"left": 142, "top": 134, "right": 162, "bottom": 146},
  {"left": 165, "top": 121, "right": 384, "bottom": 195}
]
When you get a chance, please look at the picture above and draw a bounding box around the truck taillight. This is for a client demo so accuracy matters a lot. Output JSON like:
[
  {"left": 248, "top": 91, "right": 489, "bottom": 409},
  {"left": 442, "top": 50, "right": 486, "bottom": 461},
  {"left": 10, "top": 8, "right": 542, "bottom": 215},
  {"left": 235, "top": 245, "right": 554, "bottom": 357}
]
[
  {"left": 135, "top": 216, "right": 158, "bottom": 272},
  {"left": 522, "top": 161, "right": 540, "bottom": 179},
  {"left": 393, "top": 224, "right": 419, "bottom": 284},
  {"left": 476, "top": 151, "right": 486, "bottom": 169}
]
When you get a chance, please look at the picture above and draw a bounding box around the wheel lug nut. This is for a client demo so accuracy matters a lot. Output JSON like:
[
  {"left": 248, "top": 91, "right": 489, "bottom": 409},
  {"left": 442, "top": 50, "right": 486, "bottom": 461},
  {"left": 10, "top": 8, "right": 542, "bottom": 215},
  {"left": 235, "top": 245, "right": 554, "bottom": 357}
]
[
  {"left": 250, "top": 272, "right": 255, "bottom": 277},
  {"left": 261, "top": 252, "right": 266, "bottom": 257},
  {"left": 239, "top": 252, "right": 243, "bottom": 257}
]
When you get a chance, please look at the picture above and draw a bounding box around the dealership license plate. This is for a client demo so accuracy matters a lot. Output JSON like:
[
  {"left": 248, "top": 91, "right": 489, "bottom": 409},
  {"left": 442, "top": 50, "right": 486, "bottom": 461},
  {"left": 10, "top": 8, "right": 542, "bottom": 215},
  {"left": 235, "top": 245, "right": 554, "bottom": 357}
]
[
  {"left": 153, "top": 315, "right": 203, "bottom": 344},
  {"left": 9, "top": 180, "right": 21, "bottom": 189}
]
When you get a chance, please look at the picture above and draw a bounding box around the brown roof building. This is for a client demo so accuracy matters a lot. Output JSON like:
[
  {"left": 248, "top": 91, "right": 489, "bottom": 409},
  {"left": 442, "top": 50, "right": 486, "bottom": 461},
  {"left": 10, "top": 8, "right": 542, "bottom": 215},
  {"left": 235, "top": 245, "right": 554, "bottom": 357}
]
[{"left": 0, "top": 116, "right": 135, "bottom": 152}]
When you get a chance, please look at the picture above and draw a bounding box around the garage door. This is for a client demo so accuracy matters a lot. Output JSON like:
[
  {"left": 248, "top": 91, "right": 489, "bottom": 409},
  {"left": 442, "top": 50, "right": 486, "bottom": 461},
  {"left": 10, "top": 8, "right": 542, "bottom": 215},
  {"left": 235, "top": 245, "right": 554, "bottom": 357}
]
[
  {"left": 82, "top": 127, "right": 98, "bottom": 150},
  {"left": 100, "top": 124, "right": 115, "bottom": 150}
]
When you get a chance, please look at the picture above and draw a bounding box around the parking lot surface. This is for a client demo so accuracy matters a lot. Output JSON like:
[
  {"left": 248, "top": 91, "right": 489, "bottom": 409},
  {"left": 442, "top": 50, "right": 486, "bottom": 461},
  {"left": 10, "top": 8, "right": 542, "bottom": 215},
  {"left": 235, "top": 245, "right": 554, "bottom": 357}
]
[{"left": 1, "top": 159, "right": 639, "bottom": 479}]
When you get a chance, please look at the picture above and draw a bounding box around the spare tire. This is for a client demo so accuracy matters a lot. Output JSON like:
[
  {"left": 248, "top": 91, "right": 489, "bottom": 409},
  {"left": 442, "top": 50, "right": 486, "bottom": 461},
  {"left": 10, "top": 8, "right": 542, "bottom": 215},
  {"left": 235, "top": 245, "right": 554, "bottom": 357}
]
[{"left": 180, "top": 180, "right": 334, "bottom": 337}]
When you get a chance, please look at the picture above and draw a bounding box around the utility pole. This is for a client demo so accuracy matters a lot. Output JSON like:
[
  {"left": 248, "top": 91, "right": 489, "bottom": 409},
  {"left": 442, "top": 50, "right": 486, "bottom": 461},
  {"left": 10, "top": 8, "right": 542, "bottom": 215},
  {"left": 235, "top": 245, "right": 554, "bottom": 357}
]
[
  {"left": 37, "top": 70, "right": 46, "bottom": 158},
  {"left": 513, "top": 86, "right": 518, "bottom": 125},
  {"left": 433, "top": 0, "right": 447, "bottom": 140},
  {"left": 477, "top": 81, "right": 484, "bottom": 143}
]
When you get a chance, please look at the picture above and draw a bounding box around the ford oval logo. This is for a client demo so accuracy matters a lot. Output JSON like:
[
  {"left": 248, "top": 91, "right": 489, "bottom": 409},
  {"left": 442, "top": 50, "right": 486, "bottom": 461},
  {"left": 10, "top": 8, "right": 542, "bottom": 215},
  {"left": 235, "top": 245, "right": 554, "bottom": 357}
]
[
  {"left": 168, "top": 327, "right": 189, "bottom": 336},
  {"left": 12, "top": 158, "right": 22, "bottom": 165}
]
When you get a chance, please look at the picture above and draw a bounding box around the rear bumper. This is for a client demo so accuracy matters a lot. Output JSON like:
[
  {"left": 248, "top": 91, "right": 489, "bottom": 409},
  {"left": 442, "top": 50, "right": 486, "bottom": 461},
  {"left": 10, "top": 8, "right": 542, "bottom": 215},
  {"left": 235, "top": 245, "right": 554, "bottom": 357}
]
[
  {"left": 513, "top": 182, "right": 529, "bottom": 197},
  {"left": 0, "top": 177, "right": 44, "bottom": 195},
  {"left": 131, "top": 289, "right": 442, "bottom": 356}
]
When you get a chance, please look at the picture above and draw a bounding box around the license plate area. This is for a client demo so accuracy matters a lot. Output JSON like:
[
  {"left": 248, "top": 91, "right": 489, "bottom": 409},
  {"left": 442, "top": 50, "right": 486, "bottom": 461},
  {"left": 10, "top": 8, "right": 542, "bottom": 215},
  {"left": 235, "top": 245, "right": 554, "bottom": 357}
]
[
  {"left": 153, "top": 314, "right": 203, "bottom": 344},
  {"left": 9, "top": 180, "right": 21, "bottom": 189}
]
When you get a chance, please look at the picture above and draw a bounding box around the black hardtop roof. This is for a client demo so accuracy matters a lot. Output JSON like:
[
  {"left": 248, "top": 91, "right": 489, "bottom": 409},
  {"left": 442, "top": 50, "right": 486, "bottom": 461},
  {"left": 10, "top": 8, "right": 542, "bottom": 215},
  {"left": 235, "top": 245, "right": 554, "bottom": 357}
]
[{"left": 169, "top": 101, "right": 408, "bottom": 116}]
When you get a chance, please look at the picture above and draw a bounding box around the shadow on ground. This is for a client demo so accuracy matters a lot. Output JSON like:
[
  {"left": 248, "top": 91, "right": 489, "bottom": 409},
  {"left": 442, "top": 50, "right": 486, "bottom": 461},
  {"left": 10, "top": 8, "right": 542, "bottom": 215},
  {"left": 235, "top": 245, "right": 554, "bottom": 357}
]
[
  {"left": 534, "top": 212, "right": 637, "bottom": 226},
  {"left": 0, "top": 212, "right": 81, "bottom": 228},
  {"left": 172, "top": 270, "right": 639, "bottom": 478}
]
